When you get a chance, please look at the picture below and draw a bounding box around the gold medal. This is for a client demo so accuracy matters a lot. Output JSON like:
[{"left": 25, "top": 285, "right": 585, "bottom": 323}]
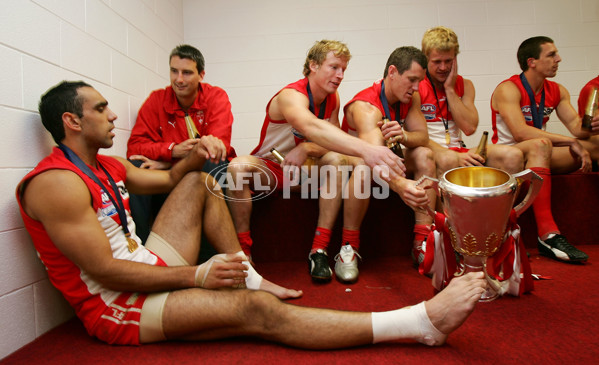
[
  {"left": 127, "top": 236, "right": 138, "bottom": 253},
  {"left": 445, "top": 131, "right": 451, "bottom": 145}
]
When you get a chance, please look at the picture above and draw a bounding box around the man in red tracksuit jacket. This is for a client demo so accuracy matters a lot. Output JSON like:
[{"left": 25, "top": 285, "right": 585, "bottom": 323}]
[{"left": 126, "top": 44, "right": 236, "bottom": 241}]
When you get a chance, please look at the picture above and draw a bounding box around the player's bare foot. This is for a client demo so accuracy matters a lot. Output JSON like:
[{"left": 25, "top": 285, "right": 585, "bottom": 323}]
[
  {"left": 231, "top": 251, "right": 303, "bottom": 299},
  {"left": 260, "top": 278, "right": 303, "bottom": 300},
  {"left": 424, "top": 271, "right": 486, "bottom": 344}
]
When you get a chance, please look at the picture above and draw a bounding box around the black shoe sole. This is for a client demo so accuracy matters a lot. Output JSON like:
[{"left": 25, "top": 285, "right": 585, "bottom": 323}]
[{"left": 311, "top": 275, "right": 332, "bottom": 283}]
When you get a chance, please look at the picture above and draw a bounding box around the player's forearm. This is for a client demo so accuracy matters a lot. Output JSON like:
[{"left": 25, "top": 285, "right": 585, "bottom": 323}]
[
  {"left": 445, "top": 90, "right": 478, "bottom": 135},
  {"left": 403, "top": 130, "right": 428, "bottom": 148},
  {"left": 513, "top": 125, "right": 575, "bottom": 147},
  {"left": 127, "top": 139, "right": 173, "bottom": 162},
  {"left": 302, "top": 119, "right": 367, "bottom": 158},
  {"left": 90, "top": 260, "right": 196, "bottom": 292}
]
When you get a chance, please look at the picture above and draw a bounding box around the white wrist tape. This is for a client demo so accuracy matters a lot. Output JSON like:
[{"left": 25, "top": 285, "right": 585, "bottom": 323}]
[
  {"left": 233, "top": 251, "right": 263, "bottom": 290},
  {"left": 371, "top": 301, "right": 445, "bottom": 346},
  {"left": 194, "top": 251, "right": 263, "bottom": 289},
  {"left": 194, "top": 253, "right": 228, "bottom": 287}
]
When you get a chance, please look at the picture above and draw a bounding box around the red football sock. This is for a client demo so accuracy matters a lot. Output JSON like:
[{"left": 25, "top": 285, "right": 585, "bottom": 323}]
[
  {"left": 529, "top": 167, "right": 559, "bottom": 239},
  {"left": 237, "top": 231, "right": 253, "bottom": 257},
  {"left": 413, "top": 224, "right": 431, "bottom": 243},
  {"left": 342, "top": 228, "right": 361, "bottom": 251},
  {"left": 311, "top": 227, "right": 332, "bottom": 253}
]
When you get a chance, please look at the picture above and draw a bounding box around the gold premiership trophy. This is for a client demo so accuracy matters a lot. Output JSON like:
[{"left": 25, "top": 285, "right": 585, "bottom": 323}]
[{"left": 421, "top": 166, "right": 542, "bottom": 301}]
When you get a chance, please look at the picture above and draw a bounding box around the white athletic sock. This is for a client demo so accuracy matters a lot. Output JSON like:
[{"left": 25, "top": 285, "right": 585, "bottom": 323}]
[
  {"left": 371, "top": 301, "right": 446, "bottom": 346},
  {"left": 233, "top": 251, "right": 263, "bottom": 290}
]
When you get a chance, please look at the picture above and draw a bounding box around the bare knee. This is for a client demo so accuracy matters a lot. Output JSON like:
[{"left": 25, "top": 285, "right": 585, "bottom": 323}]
[
  {"left": 179, "top": 171, "right": 213, "bottom": 190},
  {"left": 492, "top": 147, "right": 524, "bottom": 173},
  {"left": 434, "top": 150, "right": 459, "bottom": 174},
  {"left": 529, "top": 138, "right": 553, "bottom": 159},
  {"left": 318, "top": 151, "right": 349, "bottom": 167},
  {"left": 411, "top": 146, "right": 434, "bottom": 161},
  {"left": 581, "top": 136, "right": 599, "bottom": 159},
  {"left": 507, "top": 148, "right": 524, "bottom": 172},
  {"left": 228, "top": 155, "right": 260, "bottom": 174},
  {"left": 177, "top": 171, "right": 223, "bottom": 200},
  {"left": 240, "top": 290, "right": 284, "bottom": 334},
  {"left": 226, "top": 155, "right": 272, "bottom": 193},
  {"left": 409, "top": 146, "right": 435, "bottom": 175}
]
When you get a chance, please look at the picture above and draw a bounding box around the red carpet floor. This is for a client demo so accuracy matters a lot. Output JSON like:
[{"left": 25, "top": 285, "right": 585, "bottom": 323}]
[{"left": 3, "top": 245, "right": 599, "bottom": 365}]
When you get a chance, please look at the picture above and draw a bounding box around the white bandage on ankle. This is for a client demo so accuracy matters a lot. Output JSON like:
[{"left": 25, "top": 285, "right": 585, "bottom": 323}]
[
  {"left": 371, "top": 301, "right": 446, "bottom": 346},
  {"left": 233, "top": 251, "right": 263, "bottom": 290},
  {"left": 194, "top": 253, "right": 228, "bottom": 287}
]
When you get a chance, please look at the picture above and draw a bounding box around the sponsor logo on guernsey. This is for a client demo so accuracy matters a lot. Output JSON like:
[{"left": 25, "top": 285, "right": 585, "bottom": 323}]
[
  {"left": 116, "top": 181, "right": 129, "bottom": 199},
  {"left": 100, "top": 190, "right": 117, "bottom": 217},
  {"left": 421, "top": 103, "right": 437, "bottom": 120},
  {"left": 521, "top": 106, "right": 554, "bottom": 123},
  {"left": 99, "top": 182, "right": 129, "bottom": 217},
  {"left": 167, "top": 120, "right": 176, "bottom": 128},
  {"left": 196, "top": 110, "right": 205, "bottom": 125}
]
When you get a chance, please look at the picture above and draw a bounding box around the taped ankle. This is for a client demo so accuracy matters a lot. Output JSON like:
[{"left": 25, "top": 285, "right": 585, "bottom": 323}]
[{"left": 371, "top": 301, "right": 446, "bottom": 346}]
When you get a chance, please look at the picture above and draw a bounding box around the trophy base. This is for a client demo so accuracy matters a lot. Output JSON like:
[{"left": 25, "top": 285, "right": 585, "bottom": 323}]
[
  {"left": 459, "top": 256, "right": 500, "bottom": 302},
  {"left": 479, "top": 287, "right": 499, "bottom": 302}
]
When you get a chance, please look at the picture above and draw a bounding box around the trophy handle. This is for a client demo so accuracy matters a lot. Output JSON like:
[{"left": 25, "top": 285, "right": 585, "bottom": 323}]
[
  {"left": 512, "top": 169, "right": 543, "bottom": 217},
  {"left": 415, "top": 175, "right": 439, "bottom": 218}
]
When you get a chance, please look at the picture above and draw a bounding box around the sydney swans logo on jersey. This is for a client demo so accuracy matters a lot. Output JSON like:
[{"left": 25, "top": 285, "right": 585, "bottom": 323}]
[
  {"left": 206, "top": 162, "right": 390, "bottom": 202},
  {"left": 196, "top": 110, "right": 205, "bottom": 126}
]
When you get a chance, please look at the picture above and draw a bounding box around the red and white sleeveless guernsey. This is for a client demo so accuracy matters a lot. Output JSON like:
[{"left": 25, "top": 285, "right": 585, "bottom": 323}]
[
  {"left": 418, "top": 75, "right": 465, "bottom": 148},
  {"left": 16, "top": 147, "right": 167, "bottom": 345},
  {"left": 341, "top": 79, "right": 412, "bottom": 137},
  {"left": 251, "top": 78, "right": 338, "bottom": 160},
  {"left": 491, "top": 74, "right": 561, "bottom": 145}
]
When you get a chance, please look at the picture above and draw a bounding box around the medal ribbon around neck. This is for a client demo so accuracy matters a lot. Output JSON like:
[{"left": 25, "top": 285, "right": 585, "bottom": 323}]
[
  {"left": 380, "top": 80, "right": 403, "bottom": 126},
  {"left": 306, "top": 81, "right": 327, "bottom": 119},
  {"left": 58, "top": 144, "right": 139, "bottom": 253},
  {"left": 426, "top": 70, "right": 451, "bottom": 145},
  {"left": 519, "top": 72, "right": 545, "bottom": 129}
]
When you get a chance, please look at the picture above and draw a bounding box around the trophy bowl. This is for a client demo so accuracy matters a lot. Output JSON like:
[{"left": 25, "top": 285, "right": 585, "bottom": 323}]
[{"left": 424, "top": 166, "right": 542, "bottom": 301}]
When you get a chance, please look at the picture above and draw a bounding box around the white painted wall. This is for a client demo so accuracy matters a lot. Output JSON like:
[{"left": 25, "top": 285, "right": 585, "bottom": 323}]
[
  {"left": 185, "top": 0, "right": 599, "bottom": 153},
  {"left": 1, "top": 0, "right": 598, "bottom": 360},
  {"left": 0, "top": 0, "right": 183, "bottom": 359}
]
